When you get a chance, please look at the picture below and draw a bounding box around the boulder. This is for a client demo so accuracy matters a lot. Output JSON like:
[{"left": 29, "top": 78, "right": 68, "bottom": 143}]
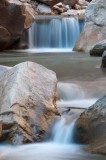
[
  {"left": 74, "top": 0, "right": 106, "bottom": 52},
  {"left": 53, "top": 3, "right": 68, "bottom": 14},
  {"left": 101, "top": 51, "right": 106, "bottom": 68},
  {"left": 78, "top": 0, "right": 89, "bottom": 6},
  {"left": 90, "top": 40, "right": 106, "bottom": 56},
  {"left": 0, "top": 62, "right": 58, "bottom": 144},
  {"left": 0, "top": 0, "right": 35, "bottom": 50},
  {"left": 37, "top": 4, "right": 53, "bottom": 15},
  {"left": 76, "top": 96, "right": 106, "bottom": 155}
]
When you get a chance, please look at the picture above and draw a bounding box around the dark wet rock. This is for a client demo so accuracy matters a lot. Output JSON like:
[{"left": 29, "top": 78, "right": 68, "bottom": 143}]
[
  {"left": 76, "top": 96, "right": 106, "bottom": 155},
  {"left": 0, "top": 62, "right": 58, "bottom": 144},
  {"left": 90, "top": 41, "right": 106, "bottom": 57},
  {"left": 0, "top": 121, "right": 2, "bottom": 138},
  {"left": 101, "top": 51, "right": 106, "bottom": 68}
]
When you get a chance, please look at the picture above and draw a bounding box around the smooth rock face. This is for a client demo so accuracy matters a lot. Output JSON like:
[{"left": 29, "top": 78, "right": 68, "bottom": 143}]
[
  {"left": 74, "top": 0, "right": 106, "bottom": 52},
  {"left": 90, "top": 40, "right": 106, "bottom": 56},
  {"left": 0, "top": 62, "right": 57, "bottom": 144},
  {"left": 76, "top": 96, "right": 106, "bottom": 155},
  {"left": 101, "top": 51, "right": 106, "bottom": 68},
  {"left": 0, "top": 0, "right": 35, "bottom": 50},
  {"left": 37, "top": 4, "right": 53, "bottom": 14}
]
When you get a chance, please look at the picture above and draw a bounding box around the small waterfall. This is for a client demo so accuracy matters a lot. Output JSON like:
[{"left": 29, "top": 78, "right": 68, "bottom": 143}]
[
  {"left": 52, "top": 118, "right": 76, "bottom": 144},
  {"left": 28, "top": 16, "right": 82, "bottom": 50}
]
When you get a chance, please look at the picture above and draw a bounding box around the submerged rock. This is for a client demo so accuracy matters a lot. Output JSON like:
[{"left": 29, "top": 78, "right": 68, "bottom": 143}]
[
  {"left": 76, "top": 96, "right": 106, "bottom": 155},
  {"left": 0, "top": 62, "right": 58, "bottom": 144},
  {"left": 90, "top": 40, "right": 106, "bottom": 57},
  {"left": 0, "top": 0, "right": 35, "bottom": 50},
  {"left": 74, "top": 0, "right": 106, "bottom": 52}
]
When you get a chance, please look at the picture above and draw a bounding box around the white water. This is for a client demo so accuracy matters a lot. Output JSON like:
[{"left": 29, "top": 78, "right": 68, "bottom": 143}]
[
  {"left": 28, "top": 17, "right": 81, "bottom": 50},
  {"left": 57, "top": 82, "right": 97, "bottom": 110},
  {"left": 52, "top": 118, "right": 76, "bottom": 144}
]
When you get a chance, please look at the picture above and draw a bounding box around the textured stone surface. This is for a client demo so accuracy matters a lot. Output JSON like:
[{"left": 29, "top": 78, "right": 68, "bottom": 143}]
[
  {"left": 0, "top": 62, "right": 58, "bottom": 144},
  {"left": 74, "top": 0, "right": 106, "bottom": 52},
  {"left": 76, "top": 96, "right": 106, "bottom": 155},
  {"left": 0, "top": 0, "right": 35, "bottom": 50}
]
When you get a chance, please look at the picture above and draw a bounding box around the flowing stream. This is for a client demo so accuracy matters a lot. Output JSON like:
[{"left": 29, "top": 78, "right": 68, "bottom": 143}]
[
  {"left": 0, "top": 54, "right": 106, "bottom": 159},
  {"left": 0, "top": 15, "right": 106, "bottom": 160}
]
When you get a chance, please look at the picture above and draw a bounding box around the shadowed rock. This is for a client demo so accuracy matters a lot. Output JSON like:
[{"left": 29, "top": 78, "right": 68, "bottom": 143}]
[
  {"left": 0, "top": 0, "right": 35, "bottom": 50},
  {"left": 76, "top": 96, "right": 106, "bottom": 155}
]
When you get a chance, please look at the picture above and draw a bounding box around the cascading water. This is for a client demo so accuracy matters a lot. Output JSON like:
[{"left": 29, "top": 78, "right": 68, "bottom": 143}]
[
  {"left": 57, "top": 82, "right": 97, "bottom": 109},
  {"left": 52, "top": 118, "right": 76, "bottom": 144},
  {"left": 0, "top": 82, "right": 105, "bottom": 160},
  {"left": 28, "top": 17, "right": 83, "bottom": 51}
]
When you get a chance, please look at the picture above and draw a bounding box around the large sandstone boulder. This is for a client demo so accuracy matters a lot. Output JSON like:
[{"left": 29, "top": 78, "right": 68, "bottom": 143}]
[
  {"left": 76, "top": 96, "right": 106, "bottom": 155},
  {"left": 0, "top": 0, "right": 35, "bottom": 50},
  {"left": 90, "top": 40, "right": 106, "bottom": 56},
  {"left": 0, "top": 62, "right": 57, "bottom": 144},
  {"left": 74, "top": 0, "right": 106, "bottom": 52}
]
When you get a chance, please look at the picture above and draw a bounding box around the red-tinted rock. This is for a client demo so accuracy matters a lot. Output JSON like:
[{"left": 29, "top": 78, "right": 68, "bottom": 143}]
[{"left": 0, "top": 0, "right": 35, "bottom": 50}]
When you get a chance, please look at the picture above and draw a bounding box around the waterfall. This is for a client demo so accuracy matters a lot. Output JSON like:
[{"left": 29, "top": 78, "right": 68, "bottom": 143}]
[
  {"left": 52, "top": 118, "right": 76, "bottom": 144},
  {"left": 28, "top": 17, "right": 83, "bottom": 51}
]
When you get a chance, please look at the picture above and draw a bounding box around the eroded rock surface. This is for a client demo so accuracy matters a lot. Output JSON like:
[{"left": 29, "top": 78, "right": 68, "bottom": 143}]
[
  {"left": 0, "top": 62, "right": 58, "bottom": 144},
  {"left": 76, "top": 96, "right": 106, "bottom": 155}
]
